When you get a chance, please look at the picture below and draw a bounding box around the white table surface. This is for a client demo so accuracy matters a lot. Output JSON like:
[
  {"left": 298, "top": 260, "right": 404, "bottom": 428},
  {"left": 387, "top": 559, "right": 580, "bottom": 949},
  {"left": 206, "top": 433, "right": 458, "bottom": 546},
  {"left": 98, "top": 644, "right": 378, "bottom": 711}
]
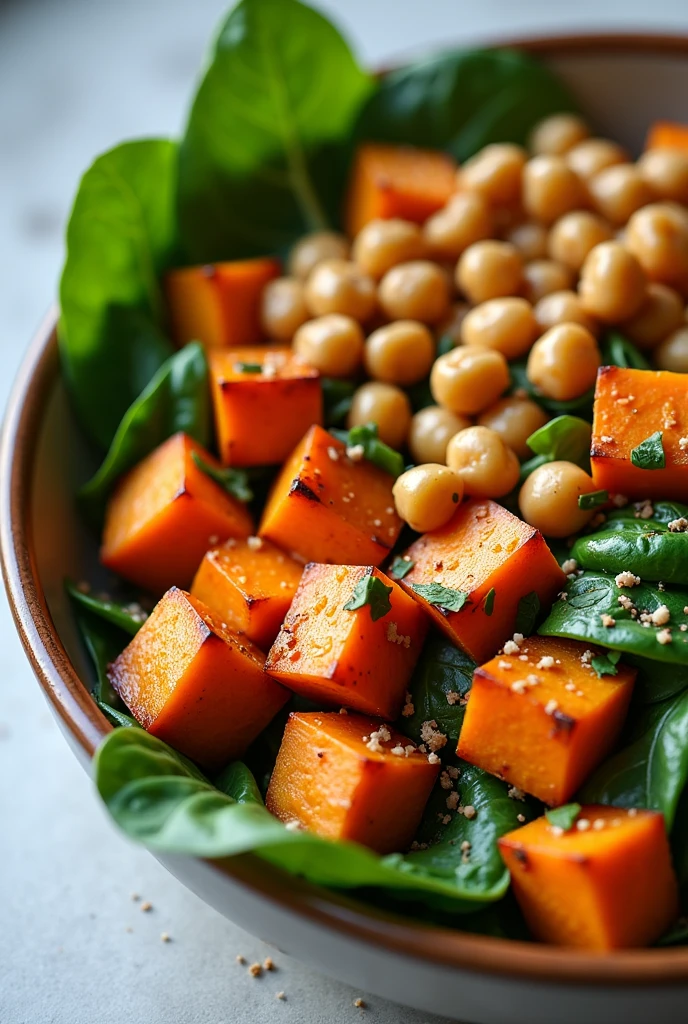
[{"left": 3, "top": 1, "right": 688, "bottom": 1021}]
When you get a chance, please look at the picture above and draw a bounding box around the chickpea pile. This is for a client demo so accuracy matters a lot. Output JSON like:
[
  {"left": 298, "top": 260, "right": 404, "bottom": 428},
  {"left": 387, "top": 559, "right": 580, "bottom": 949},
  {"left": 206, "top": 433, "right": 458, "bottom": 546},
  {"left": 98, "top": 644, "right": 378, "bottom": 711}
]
[{"left": 260, "top": 114, "right": 688, "bottom": 538}]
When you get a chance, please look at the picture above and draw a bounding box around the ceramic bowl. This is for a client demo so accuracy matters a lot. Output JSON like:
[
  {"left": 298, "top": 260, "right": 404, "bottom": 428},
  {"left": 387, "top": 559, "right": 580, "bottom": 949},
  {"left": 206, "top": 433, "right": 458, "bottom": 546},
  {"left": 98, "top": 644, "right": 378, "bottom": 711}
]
[{"left": 5, "top": 35, "right": 688, "bottom": 1024}]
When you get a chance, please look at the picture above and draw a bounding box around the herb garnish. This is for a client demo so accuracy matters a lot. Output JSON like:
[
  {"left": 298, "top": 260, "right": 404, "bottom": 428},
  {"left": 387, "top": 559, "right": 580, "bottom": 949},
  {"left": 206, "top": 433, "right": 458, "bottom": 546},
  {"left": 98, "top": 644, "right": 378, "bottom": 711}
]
[
  {"left": 343, "top": 575, "right": 393, "bottom": 621},
  {"left": 578, "top": 490, "right": 608, "bottom": 511},
  {"left": 389, "top": 556, "right": 415, "bottom": 580},
  {"left": 545, "top": 803, "right": 581, "bottom": 831},
  {"left": 191, "top": 451, "right": 253, "bottom": 502},
  {"left": 411, "top": 583, "right": 468, "bottom": 613},
  {"left": 591, "top": 650, "right": 622, "bottom": 678},
  {"left": 631, "top": 431, "right": 665, "bottom": 470}
]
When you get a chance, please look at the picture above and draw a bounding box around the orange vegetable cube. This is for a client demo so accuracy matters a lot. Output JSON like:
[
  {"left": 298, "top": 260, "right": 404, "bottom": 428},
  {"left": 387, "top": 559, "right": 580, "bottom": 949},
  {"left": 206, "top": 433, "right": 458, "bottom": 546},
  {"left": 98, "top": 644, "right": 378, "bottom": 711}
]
[
  {"left": 499, "top": 806, "right": 679, "bottom": 949},
  {"left": 259, "top": 425, "right": 403, "bottom": 566},
  {"left": 109, "top": 587, "right": 289, "bottom": 770},
  {"left": 101, "top": 432, "right": 253, "bottom": 594},
  {"left": 591, "top": 366, "right": 688, "bottom": 501},
  {"left": 457, "top": 636, "right": 635, "bottom": 805},
  {"left": 191, "top": 536, "right": 303, "bottom": 650},
  {"left": 646, "top": 120, "right": 688, "bottom": 151},
  {"left": 265, "top": 564, "right": 428, "bottom": 718},
  {"left": 400, "top": 499, "right": 565, "bottom": 664},
  {"left": 209, "top": 347, "right": 322, "bottom": 467},
  {"left": 164, "top": 258, "right": 281, "bottom": 348},
  {"left": 266, "top": 711, "right": 440, "bottom": 853},
  {"left": 345, "top": 143, "right": 457, "bottom": 237}
]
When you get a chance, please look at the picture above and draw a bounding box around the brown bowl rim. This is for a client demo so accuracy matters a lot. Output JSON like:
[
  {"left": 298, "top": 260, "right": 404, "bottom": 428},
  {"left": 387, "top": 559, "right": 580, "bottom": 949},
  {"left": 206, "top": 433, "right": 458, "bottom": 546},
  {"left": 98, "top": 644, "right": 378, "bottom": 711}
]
[{"left": 6, "top": 32, "right": 688, "bottom": 988}]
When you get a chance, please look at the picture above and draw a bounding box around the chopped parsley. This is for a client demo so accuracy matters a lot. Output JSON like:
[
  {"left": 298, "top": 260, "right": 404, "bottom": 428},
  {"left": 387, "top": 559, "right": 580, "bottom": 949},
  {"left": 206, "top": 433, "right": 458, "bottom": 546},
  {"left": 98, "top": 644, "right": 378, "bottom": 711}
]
[
  {"left": 343, "top": 574, "right": 393, "bottom": 621},
  {"left": 389, "top": 556, "right": 415, "bottom": 580},
  {"left": 515, "top": 591, "right": 540, "bottom": 635},
  {"left": 545, "top": 803, "right": 581, "bottom": 831},
  {"left": 590, "top": 650, "right": 621, "bottom": 678},
  {"left": 330, "top": 423, "right": 405, "bottom": 478},
  {"left": 234, "top": 361, "right": 263, "bottom": 374},
  {"left": 630, "top": 431, "right": 665, "bottom": 470},
  {"left": 411, "top": 583, "right": 468, "bottom": 613},
  {"left": 578, "top": 489, "right": 608, "bottom": 511},
  {"left": 191, "top": 452, "right": 253, "bottom": 503}
]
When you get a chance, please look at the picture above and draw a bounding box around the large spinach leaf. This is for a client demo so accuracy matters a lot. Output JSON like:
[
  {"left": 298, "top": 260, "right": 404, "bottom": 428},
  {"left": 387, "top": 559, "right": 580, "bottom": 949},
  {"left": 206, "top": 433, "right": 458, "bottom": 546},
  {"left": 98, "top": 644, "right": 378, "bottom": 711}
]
[
  {"left": 519, "top": 415, "right": 591, "bottom": 480},
  {"left": 356, "top": 49, "right": 577, "bottom": 160},
  {"left": 580, "top": 689, "right": 688, "bottom": 831},
  {"left": 401, "top": 632, "right": 475, "bottom": 745},
  {"left": 571, "top": 502, "right": 688, "bottom": 585},
  {"left": 78, "top": 342, "right": 210, "bottom": 522},
  {"left": 539, "top": 571, "right": 688, "bottom": 666},
  {"left": 177, "top": 0, "right": 373, "bottom": 262},
  {"left": 67, "top": 591, "right": 137, "bottom": 727},
  {"left": 95, "top": 728, "right": 522, "bottom": 911},
  {"left": 59, "top": 140, "right": 178, "bottom": 450}
]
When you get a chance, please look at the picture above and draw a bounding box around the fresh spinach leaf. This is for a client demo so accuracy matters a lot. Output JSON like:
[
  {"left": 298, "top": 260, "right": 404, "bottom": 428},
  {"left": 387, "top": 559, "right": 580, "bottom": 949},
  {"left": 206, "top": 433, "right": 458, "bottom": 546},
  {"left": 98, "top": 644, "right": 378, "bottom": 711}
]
[
  {"left": 631, "top": 431, "right": 665, "bottom": 470},
  {"left": 322, "top": 377, "right": 356, "bottom": 427},
  {"left": 66, "top": 580, "right": 147, "bottom": 636},
  {"left": 401, "top": 632, "right": 475, "bottom": 745},
  {"left": 591, "top": 650, "right": 621, "bottom": 678},
  {"left": 483, "top": 588, "right": 496, "bottom": 616},
  {"left": 411, "top": 583, "right": 468, "bottom": 613},
  {"left": 515, "top": 591, "right": 540, "bottom": 635},
  {"left": 578, "top": 490, "right": 608, "bottom": 511},
  {"left": 59, "top": 140, "right": 178, "bottom": 450},
  {"left": 343, "top": 574, "right": 393, "bottom": 621},
  {"left": 545, "top": 803, "right": 581, "bottom": 831},
  {"left": 630, "top": 655, "right": 688, "bottom": 705},
  {"left": 389, "top": 556, "right": 415, "bottom": 580},
  {"left": 94, "top": 729, "right": 516, "bottom": 910},
  {"left": 191, "top": 452, "right": 253, "bottom": 503},
  {"left": 580, "top": 689, "right": 688, "bottom": 830},
  {"left": 520, "top": 415, "right": 592, "bottom": 483},
  {"left": 177, "top": 0, "right": 373, "bottom": 262},
  {"left": 601, "top": 331, "right": 650, "bottom": 371},
  {"left": 98, "top": 703, "right": 140, "bottom": 729},
  {"left": 540, "top": 571, "right": 688, "bottom": 666},
  {"left": 67, "top": 594, "right": 129, "bottom": 709},
  {"left": 356, "top": 48, "right": 577, "bottom": 160},
  {"left": 79, "top": 343, "right": 210, "bottom": 522},
  {"left": 330, "top": 423, "right": 405, "bottom": 477}
]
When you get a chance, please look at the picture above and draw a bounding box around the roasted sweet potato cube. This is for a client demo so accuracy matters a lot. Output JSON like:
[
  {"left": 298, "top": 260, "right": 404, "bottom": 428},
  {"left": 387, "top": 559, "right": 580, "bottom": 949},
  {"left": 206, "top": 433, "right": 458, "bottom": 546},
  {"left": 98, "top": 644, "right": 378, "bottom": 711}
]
[
  {"left": 265, "top": 564, "right": 428, "bottom": 718},
  {"left": 190, "top": 536, "right": 303, "bottom": 650},
  {"left": 646, "top": 120, "right": 688, "bottom": 151},
  {"left": 266, "top": 711, "right": 440, "bottom": 853},
  {"left": 101, "top": 432, "right": 253, "bottom": 594},
  {"left": 499, "top": 806, "right": 679, "bottom": 949},
  {"left": 209, "top": 346, "right": 322, "bottom": 467},
  {"left": 345, "top": 143, "right": 457, "bottom": 237},
  {"left": 400, "top": 499, "right": 565, "bottom": 664},
  {"left": 109, "top": 587, "right": 289, "bottom": 769},
  {"left": 591, "top": 366, "right": 688, "bottom": 501},
  {"left": 457, "top": 636, "right": 635, "bottom": 805},
  {"left": 259, "top": 425, "right": 402, "bottom": 566},
  {"left": 164, "top": 258, "right": 281, "bottom": 348}
]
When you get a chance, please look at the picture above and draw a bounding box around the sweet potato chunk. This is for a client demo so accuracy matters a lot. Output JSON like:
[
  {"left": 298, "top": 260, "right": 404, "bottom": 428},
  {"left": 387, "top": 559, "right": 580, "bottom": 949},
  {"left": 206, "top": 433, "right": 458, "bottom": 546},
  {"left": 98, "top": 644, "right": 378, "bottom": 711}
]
[
  {"left": 265, "top": 564, "right": 428, "bottom": 718},
  {"left": 191, "top": 536, "right": 303, "bottom": 650},
  {"left": 499, "top": 806, "right": 679, "bottom": 949},
  {"left": 165, "top": 258, "right": 281, "bottom": 348},
  {"left": 400, "top": 499, "right": 565, "bottom": 664},
  {"left": 591, "top": 366, "right": 688, "bottom": 501},
  {"left": 259, "top": 425, "right": 403, "bottom": 565},
  {"left": 209, "top": 347, "right": 322, "bottom": 467},
  {"left": 457, "top": 636, "right": 635, "bottom": 805},
  {"left": 345, "top": 143, "right": 457, "bottom": 237},
  {"left": 646, "top": 121, "right": 688, "bottom": 151},
  {"left": 109, "top": 587, "right": 289, "bottom": 769},
  {"left": 266, "top": 711, "right": 440, "bottom": 853},
  {"left": 101, "top": 432, "right": 253, "bottom": 594}
]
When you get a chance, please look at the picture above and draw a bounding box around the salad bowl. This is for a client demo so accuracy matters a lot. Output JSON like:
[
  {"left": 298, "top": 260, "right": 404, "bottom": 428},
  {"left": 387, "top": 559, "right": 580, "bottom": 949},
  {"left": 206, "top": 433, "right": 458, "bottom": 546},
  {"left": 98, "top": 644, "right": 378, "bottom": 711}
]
[{"left": 5, "top": 30, "right": 688, "bottom": 1024}]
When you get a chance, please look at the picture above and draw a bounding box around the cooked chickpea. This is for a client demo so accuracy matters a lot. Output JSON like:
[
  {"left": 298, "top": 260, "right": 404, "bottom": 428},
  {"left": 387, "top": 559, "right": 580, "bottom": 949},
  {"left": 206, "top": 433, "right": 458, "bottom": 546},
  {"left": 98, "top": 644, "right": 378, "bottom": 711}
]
[
  {"left": 347, "top": 381, "right": 411, "bottom": 450},
  {"left": 587, "top": 164, "right": 655, "bottom": 225},
  {"left": 456, "top": 240, "right": 523, "bottom": 304},
  {"left": 654, "top": 326, "right": 688, "bottom": 372},
  {"left": 408, "top": 405, "right": 472, "bottom": 464},
  {"left": 579, "top": 241, "right": 648, "bottom": 321},
  {"left": 624, "top": 202, "right": 688, "bottom": 290},
  {"left": 445, "top": 426, "right": 520, "bottom": 498},
  {"left": 522, "top": 259, "right": 574, "bottom": 303},
  {"left": 566, "top": 138, "right": 628, "bottom": 181},
  {"left": 522, "top": 155, "right": 586, "bottom": 224},
  {"left": 477, "top": 396, "right": 548, "bottom": 460},
  {"left": 378, "top": 260, "right": 451, "bottom": 323},
  {"left": 260, "top": 277, "right": 309, "bottom": 341},
  {"left": 458, "top": 143, "right": 526, "bottom": 207},
  {"left": 289, "top": 231, "right": 349, "bottom": 280},
  {"left": 518, "top": 460, "right": 596, "bottom": 537},
  {"left": 529, "top": 113, "right": 590, "bottom": 156},
  {"left": 304, "top": 259, "right": 376, "bottom": 321},
  {"left": 526, "top": 322, "right": 601, "bottom": 401},
  {"left": 533, "top": 290, "right": 599, "bottom": 336},
  {"left": 461, "top": 297, "right": 537, "bottom": 359},
  {"left": 430, "top": 346, "right": 509, "bottom": 416},
  {"left": 423, "top": 192, "right": 493, "bottom": 260},
  {"left": 620, "top": 283, "right": 685, "bottom": 350},
  {"left": 293, "top": 314, "right": 364, "bottom": 377},
  {"left": 392, "top": 464, "right": 464, "bottom": 533},
  {"left": 504, "top": 221, "right": 550, "bottom": 261},
  {"left": 352, "top": 218, "right": 426, "bottom": 280},
  {"left": 637, "top": 148, "right": 688, "bottom": 205},
  {"left": 437, "top": 301, "right": 471, "bottom": 346},
  {"left": 547, "top": 211, "right": 613, "bottom": 271},
  {"left": 364, "top": 320, "right": 435, "bottom": 386}
]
